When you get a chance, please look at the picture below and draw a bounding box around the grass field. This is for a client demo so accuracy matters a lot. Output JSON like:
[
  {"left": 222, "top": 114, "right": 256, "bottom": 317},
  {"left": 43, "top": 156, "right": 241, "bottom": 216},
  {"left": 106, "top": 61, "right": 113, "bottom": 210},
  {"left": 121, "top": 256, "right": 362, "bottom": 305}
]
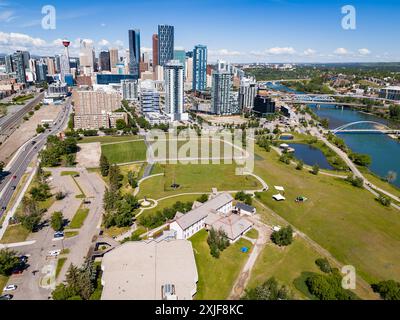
[
  {"left": 101, "top": 140, "right": 147, "bottom": 164},
  {"left": 137, "top": 164, "right": 261, "bottom": 200},
  {"left": 254, "top": 146, "right": 400, "bottom": 284},
  {"left": 67, "top": 205, "right": 89, "bottom": 229},
  {"left": 78, "top": 135, "right": 142, "bottom": 144},
  {"left": 60, "top": 171, "right": 79, "bottom": 176},
  {"left": 64, "top": 231, "right": 79, "bottom": 238},
  {"left": 245, "top": 228, "right": 259, "bottom": 240},
  {"left": 190, "top": 230, "right": 253, "bottom": 300},
  {"left": 0, "top": 224, "right": 30, "bottom": 244}
]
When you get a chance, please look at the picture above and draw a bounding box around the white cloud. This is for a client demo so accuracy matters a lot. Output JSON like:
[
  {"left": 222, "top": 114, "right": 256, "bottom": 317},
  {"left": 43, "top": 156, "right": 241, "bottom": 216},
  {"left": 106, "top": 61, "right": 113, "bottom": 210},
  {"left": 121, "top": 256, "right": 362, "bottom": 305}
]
[
  {"left": 98, "top": 39, "right": 110, "bottom": 47},
  {"left": 0, "top": 10, "right": 16, "bottom": 22},
  {"left": 303, "top": 48, "right": 317, "bottom": 56},
  {"left": 334, "top": 47, "right": 349, "bottom": 55},
  {"left": 209, "top": 49, "right": 243, "bottom": 57},
  {"left": 358, "top": 48, "right": 371, "bottom": 56},
  {"left": 265, "top": 47, "right": 296, "bottom": 55}
]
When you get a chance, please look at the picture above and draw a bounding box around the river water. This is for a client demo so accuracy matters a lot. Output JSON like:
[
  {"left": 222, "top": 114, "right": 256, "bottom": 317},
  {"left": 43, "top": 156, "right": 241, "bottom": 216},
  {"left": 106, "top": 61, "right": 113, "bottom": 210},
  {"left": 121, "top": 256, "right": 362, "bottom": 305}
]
[{"left": 266, "top": 82, "right": 400, "bottom": 187}]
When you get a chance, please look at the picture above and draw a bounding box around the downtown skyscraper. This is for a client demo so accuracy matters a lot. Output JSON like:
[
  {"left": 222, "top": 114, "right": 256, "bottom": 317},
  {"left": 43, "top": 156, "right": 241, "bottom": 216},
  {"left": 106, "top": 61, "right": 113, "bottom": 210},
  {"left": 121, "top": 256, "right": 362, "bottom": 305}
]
[
  {"left": 164, "top": 60, "right": 188, "bottom": 121},
  {"left": 128, "top": 29, "right": 141, "bottom": 79},
  {"left": 192, "top": 45, "right": 207, "bottom": 92},
  {"left": 158, "top": 25, "right": 174, "bottom": 66}
]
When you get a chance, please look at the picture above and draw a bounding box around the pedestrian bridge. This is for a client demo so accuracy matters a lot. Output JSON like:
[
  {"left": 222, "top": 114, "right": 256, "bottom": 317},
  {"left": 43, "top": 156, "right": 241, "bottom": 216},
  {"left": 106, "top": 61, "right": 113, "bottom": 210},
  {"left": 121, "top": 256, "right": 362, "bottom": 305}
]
[{"left": 331, "top": 121, "right": 400, "bottom": 134}]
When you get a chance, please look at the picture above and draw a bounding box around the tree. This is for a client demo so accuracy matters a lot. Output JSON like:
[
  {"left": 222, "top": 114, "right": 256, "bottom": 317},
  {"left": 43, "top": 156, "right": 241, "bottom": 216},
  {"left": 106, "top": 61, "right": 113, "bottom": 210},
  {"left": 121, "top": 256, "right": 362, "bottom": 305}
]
[
  {"left": 296, "top": 160, "right": 304, "bottom": 171},
  {"left": 0, "top": 161, "right": 4, "bottom": 174},
  {"left": 51, "top": 211, "right": 64, "bottom": 231},
  {"left": 197, "top": 194, "right": 209, "bottom": 203},
  {"left": 115, "top": 119, "right": 127, "bottom": 131},
  {"left": 372, "top": 280, "right": 400, "bottom": 300},
  {"left": 18, "top": 196, "right": 43, "bottom": 232},
  {"left": 36, "top": 125, "right": 45, "bottom": 134},
  {"left": 235, "top": 191, "right": 253, "bottom": 206},
  {"left": 311, "top": 164, "right": 320, "bottom": 175},
  {"left": 349, "top": 152, "right": 371, "bottom": 167},
  {"left": 127, "top": 171, "right": 138, "bottom": 188},
  {"left": 242, "top": 277, "right": 291, "bottom": 300},
  {"left": 346, "top": 175, "right": 364, "bottom": 188},
  {"left": 100, "top": 154, "right": 110, "bottom": 177},
  {"left": 386, "top": 171, "right": 397, "bottom": 184},
  {"left": 377, "top": 195, "right": 391, "bottom": 207},
  {"left": 271, "top": 226, "right": 293, "bottom": 247},
  {"left": 207, "top": 228, "right": 230, "bottom": 258},
  {"left": 108, "top": 164, "right": 122, "bottom": 191},
  {"left": 315, "top": 258, "right": 332, "bottom": 273},
  {"left": 0, "top": 249, "right": 20, "bottom": 276}
]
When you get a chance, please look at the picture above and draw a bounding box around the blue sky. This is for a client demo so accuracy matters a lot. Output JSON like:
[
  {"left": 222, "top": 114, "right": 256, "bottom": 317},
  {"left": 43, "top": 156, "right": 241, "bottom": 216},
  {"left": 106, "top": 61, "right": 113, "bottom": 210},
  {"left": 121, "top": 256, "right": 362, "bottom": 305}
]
[{"left": 0, "top": 0, "right": 399, "bottom": 62}]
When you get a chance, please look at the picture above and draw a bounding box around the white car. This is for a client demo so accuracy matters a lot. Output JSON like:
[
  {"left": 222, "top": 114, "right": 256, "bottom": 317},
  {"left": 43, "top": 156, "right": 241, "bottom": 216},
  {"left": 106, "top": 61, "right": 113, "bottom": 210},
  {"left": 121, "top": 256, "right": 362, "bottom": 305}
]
[
  {"left": 48, "top": 250, "right": 61, "bottom": 257},
  {"left": 3, "top": 285, "right": 17, "bottom": 292}
]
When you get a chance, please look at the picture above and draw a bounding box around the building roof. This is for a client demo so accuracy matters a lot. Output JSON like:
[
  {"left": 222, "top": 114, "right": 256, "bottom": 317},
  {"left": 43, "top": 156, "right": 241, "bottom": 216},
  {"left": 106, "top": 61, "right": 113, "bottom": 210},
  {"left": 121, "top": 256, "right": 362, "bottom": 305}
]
[
  {"left": 174, "top": 193, "right": 234, "bottom": 230},
  {"left": 101, "top": 239, "right": 198, "bottom": 300},
  {"left": 206, "top": 213, "right": 253, "bottom": 241},
  {"left": 236, "top": 202, "right": 256, "bottom": 213}
]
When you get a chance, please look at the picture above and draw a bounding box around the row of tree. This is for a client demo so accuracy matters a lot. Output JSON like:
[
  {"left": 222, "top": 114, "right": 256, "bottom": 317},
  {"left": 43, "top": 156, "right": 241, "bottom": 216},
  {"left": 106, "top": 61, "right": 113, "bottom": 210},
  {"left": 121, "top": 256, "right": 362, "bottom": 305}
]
[{"left": 40, "top": 135, "right": 78, "bottom": 167}]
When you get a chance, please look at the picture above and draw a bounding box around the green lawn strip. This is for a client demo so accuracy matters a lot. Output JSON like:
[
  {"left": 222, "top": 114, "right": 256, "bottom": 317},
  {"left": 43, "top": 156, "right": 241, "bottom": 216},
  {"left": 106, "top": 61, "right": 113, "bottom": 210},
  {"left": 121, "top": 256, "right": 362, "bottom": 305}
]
[
  {"left": 64, "top": 231, "right": 79, "bottom": 238},
  {"left": 245, "top": 228, "right": 259, "bottom": 240},
  {"left": 67, "top": 204, "right": 89, "bottom": 229},
  {"left": 56, "top": 257, "right": 67, "bottom": 278},
  {"left": 60, "top": 171, "right": 80, "bottom": 176},
  {"left": 137, "top": 164, "right": 261, "bottom": 200},
  {"left": 101, "top": 140, "right": 147, "bottom": 164},
  {"left": 78, "top": 135, "right": 141, "bottom": 144},
  {"left": 190, "top": 230, "right": 253, "bottom": 300},
  {"left": 103, "top": 226, "right": 131, "bottom": 238},
  {"left": 0, "top": 275, "right": 9, "bottom": 292},
  {"left": 70, "top": 176, "right": 86, "bottom": 198},
  {"left": 0, "top": 224, "right": 30, "bottom": 244},
  {"left": 253, "top": 145, "right": 400, "bottom": 285}
]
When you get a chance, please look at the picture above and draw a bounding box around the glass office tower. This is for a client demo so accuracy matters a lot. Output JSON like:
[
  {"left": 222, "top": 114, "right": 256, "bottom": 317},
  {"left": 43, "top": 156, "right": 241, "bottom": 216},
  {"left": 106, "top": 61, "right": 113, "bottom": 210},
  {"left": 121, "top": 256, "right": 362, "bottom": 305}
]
[
  {"left": 128, "top": 29, "right": 141, "bottom": 79},
  {"left": 192, "top": 45, "right": 207, "bottom": 92},
  {"left": 158, "top": 25, "right": 174, "bottom": 66}
]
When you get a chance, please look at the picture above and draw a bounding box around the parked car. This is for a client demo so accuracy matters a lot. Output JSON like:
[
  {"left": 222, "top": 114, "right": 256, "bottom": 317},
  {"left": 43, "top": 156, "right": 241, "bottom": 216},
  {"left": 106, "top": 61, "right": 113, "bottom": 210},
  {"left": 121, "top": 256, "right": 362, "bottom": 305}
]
[
  {"left": 3, "top": 285, "right": 17, "bottom": 292},
  {"left": 48, "top": 250, "right": 61, "bottom": 257},
  {"left": 0, "top": 294, "right": 13, "bottom": 300},
  {"left": 54, "top": 231, "right": 64, "bottom": 238}
]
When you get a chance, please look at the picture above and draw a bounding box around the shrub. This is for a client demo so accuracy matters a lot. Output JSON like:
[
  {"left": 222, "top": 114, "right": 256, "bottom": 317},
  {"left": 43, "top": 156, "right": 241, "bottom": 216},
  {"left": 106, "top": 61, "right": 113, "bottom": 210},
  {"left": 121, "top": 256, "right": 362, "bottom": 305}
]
[
  {"left": 315, "top": 258, "right": 332, "bottom": 273},
  {"left": 271, "top": 226, "right": 293, "bottom": 247}
]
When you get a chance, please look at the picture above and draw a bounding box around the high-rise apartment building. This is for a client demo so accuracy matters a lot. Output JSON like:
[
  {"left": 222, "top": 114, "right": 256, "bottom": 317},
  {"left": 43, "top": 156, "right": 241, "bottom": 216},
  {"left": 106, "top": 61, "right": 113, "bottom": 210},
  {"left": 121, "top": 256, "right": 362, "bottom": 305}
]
[
  {"left": 73, "top": 89, "right": 121, "bottom": 115},
  {"left": 192, "top": 45, "right": 207, "bottom": 92},
  {"left": 158, "top": 25, "right": 174, "bottom": 66},
  {"left": 13, "top": 51, "right": 27, "bottom": 84},
  {"left": 5, "top": 55, "right": 14, "bottom": 74},
  {"left": 164, "top": 60, "right": 187, "bottom": 121},
  {"left": 109, "top": 48, "right": 119, "bottom": 69},
  {"left": 121, "top": 79, "right": 138, "bottom": 101},
  {"left": 46, "top": 57, "right": 56, "bottom": 75},
  {"left": 99, "top": 51, "right": 111, "bottom": 71},
  {"left": 185, "top": 57, "right": 193, "bottom": 84},
  {"left": 211, "top": 70, "right": 236, "bottom": 115},
  {"left": 128, "top": 29, "right": 141, "bottom": 79},
  {"left": 140, "top": 80, "right": 160, "bottom": 114},
  {"left": 239, "top": 78, "right": 257, "bottom": 111},
  {"left": 152, "top": 34, "right": 159, "bottom": 71},
  {"left": 174, "top": 49, "right": 186, "bottom": 77}
]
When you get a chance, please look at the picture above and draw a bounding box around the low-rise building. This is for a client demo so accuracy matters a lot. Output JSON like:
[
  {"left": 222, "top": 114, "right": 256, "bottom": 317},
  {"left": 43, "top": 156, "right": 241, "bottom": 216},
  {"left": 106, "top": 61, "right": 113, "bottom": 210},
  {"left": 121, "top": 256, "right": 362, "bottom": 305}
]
[
  {"left": 379, "top": 86, "right": 400, "bottom": 101},
  {"left": 101, "top": 239, "right": 198, "bottom": 300}
]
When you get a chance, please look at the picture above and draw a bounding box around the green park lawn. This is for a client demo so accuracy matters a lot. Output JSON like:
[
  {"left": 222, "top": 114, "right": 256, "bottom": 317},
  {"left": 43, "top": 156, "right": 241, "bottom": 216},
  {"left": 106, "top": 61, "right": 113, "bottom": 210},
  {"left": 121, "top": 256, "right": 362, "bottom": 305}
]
[
  {"left": 78, "top": 135, "right": 142, "bottom": 144},
  {"left": 0, "top": 224, "right": 30, "bottom": 244},
  {"left": 244, "top": 228, "right": 259, "bottom": 240},
  {"left": 56, "top": 258, "right": 67, "bottom": 278},
  {"left": 190, "top": 230, "right": 253, "bottom": 300},
  {"left": 253, "top": 146, "right": 400, "bottom": 284},
  {"left": 137, "top": 164, "right": 261, "bottom": 200},
  {"left": 67, "top": 205, "right": 89, "bottom": 229},
  {"left": 101, "top": 140, "right": 147, "bottom": 164}
]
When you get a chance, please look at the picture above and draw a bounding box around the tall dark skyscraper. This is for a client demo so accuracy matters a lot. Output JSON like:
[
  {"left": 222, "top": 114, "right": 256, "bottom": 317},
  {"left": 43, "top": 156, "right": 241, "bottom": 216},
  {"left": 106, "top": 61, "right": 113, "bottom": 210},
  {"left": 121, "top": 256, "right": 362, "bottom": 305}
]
[
  {"left": 152, "top": 34, "right": 159, "bottom": 71},
  {"left": 13, "top": 51, "right": 27, "bottom": 84},
  {"left": 99, "top": 51, "right": 111, "bottom": 71},
  {"left": 158, "top": 25, "right": 174, "bottom": 66},
  {"left": 128, "top": 29, "right": 141, "bottom": 79},
  {"left": 192, "top": 45, "right": 207, "bottom": 92},
  {"left": 5, "top": 54, "right": 14, "bottom": 74}
]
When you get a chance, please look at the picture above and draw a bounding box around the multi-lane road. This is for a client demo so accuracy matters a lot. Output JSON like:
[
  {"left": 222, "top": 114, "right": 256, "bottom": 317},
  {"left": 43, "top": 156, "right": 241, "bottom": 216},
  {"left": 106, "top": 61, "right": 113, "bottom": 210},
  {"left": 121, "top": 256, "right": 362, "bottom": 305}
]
[
  {"left": 0, "top": 92, "right": 45, "bottom": 143},
  {"left": 0, "top": 98, "right": 71, "bottom": 221}
]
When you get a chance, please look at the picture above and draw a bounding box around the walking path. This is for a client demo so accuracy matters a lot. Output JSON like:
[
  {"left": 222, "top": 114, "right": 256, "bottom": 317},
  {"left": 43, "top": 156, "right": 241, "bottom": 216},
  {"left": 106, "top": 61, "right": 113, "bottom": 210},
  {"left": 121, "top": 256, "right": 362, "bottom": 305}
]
[{"left": 229, "top": 216, "right": 271, "bottom": 300}]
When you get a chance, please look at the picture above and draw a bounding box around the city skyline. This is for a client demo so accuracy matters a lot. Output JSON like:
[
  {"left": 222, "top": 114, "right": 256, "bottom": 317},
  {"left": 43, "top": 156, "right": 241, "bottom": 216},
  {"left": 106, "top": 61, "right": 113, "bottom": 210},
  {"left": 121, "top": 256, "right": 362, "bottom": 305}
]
[{"left": 0, "top": 0, "right": 399, "bottom": 63}]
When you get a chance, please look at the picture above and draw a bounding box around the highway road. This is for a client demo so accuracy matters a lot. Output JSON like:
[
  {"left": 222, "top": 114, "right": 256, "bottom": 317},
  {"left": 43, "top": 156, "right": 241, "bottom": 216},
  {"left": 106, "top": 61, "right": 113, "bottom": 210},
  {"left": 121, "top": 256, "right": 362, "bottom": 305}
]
[
  {"left": 0, "top": 98, "right": 71, "bottom": 222},
  {"left": 0, "top": 92, "right": 45, "bottom": 143}
]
